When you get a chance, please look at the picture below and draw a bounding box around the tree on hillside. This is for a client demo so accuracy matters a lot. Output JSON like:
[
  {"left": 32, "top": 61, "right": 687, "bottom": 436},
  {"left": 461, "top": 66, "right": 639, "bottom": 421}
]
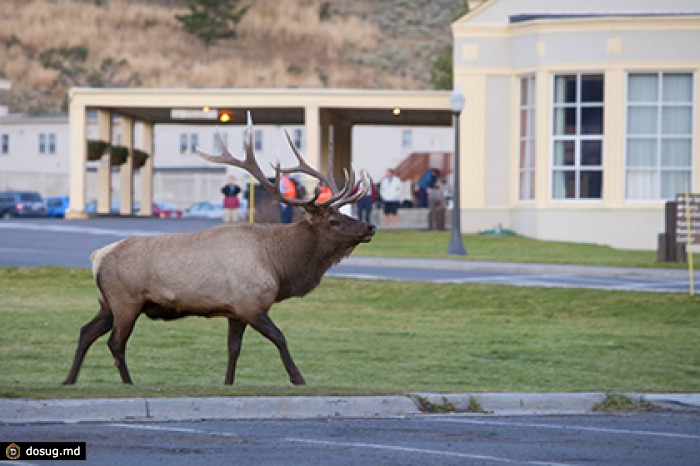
[
  {"left": 431, "top": 46, "right": 453, "bottom": 90},
  {"left": 430, "top": 0, "right": 470, "bottom": 90},
  {"left": 176, "top": 0, "right": 249, "bottom": 49}
]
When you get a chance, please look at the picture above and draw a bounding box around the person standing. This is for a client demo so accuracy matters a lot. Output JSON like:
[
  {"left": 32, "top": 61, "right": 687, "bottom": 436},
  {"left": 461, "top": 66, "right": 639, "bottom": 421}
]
[
  {"left": 279, "top": 174, "right": 297, "bottom": 223},
  {"left": 315, "top": 181, "right": 332, "bottom": 204},
  {"left": 379, "top": 168, "right": 402, "bottom": 230},
  {"left": 355, "top": 169, "right": 377, "bottom": 223},
  {"left": 221, "top": 176, "right": 241, "bottom": 223},
  {"left": 417, "top": 168, "right": 439, "bottom": 208}
]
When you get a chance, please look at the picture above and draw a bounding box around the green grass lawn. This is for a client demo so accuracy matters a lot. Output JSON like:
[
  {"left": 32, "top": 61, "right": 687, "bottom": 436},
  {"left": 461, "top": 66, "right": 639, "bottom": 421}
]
[
  {"left": 1, "top": 267, "right": 698, "bottom": 399},
  {"left": 355, "top": 230, "right": 695, "bottom": 268}
]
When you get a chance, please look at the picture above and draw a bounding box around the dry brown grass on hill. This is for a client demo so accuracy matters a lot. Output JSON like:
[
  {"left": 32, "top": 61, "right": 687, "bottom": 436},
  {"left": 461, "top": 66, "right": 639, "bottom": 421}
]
[{"left": 0, "top": 0, "right": 422, "bottom": 113}]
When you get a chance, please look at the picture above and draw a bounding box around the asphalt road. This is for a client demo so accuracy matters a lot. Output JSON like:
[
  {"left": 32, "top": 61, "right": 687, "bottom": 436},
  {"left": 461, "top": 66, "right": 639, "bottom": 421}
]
[
  {"left": 3, "top": 218, "right": 700, "bottom": 465},
  {"left": 0, "top": 217, "right": 695, "bottom": 293},
  {"left": 3, "top": 413, "right": 700, "bottom": 465}
]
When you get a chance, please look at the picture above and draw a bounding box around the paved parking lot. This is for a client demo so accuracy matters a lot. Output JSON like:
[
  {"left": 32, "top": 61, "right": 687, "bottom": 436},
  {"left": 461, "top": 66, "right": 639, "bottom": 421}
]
[{"left": 3, "top": 413, "right": 700, "bottom": 465}]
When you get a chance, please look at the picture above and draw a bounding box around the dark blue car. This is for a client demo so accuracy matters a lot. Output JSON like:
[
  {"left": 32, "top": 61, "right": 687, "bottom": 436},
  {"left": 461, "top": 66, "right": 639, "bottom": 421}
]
[{"left": 0, "top": 191, "right": 48, "bottom": 218}]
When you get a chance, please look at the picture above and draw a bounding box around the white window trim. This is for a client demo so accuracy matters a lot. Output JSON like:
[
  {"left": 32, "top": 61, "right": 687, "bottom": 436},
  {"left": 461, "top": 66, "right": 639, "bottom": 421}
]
[
  {"left": 518, "top": 75, "right": 536, "bottom": 202},
  {"left": 624, "top": 71, "right": 695, "bottom": 202}
]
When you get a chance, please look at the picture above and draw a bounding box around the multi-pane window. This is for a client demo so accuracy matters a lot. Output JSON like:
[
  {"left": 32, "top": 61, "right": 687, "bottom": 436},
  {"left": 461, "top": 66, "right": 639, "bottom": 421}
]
[
  {"left": 292, "top": 128, "right": 303, "bottom": 150},
  {"left": 552, "top": 74, "right": 604, "bottom": 199},
  {"left": 179, "top": 133, "right": 199, "bottom": 155},
  {"left": 401, "top": 129, "right": 412, "bottom": 153},
  {"left": 254, "top": 129, "right": 263, "bottom": 151},
  {"left": 213, "top": 132, "right": 228, "bottom": 153},
  {"left": 625, "top": 72, "right": 693, "bottom": 200},
  {"left": 242, "top": 129, "right": 263, "bottom": 151},
  {"left": 38, "top": 133, "right": 56, "bottom": 154},
  {"left": 519, "top": 75, "right": 536, "bottom": 200},
  {"left": 179, "top": 133, "right": 188, "bottom": 154},
  {"left": 1, "top": 134, "right": 8, "bottom": 154}
]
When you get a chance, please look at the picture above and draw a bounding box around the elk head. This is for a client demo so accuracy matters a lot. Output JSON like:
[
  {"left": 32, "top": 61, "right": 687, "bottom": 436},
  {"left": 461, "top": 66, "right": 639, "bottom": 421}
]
[{"left": 196, "top": 112, "right": 376, "bottom": 245}]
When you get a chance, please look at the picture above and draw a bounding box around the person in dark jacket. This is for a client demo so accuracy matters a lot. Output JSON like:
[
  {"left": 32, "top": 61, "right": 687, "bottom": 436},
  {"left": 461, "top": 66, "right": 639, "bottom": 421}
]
[
  {"left": 417, "top": 168, "right": 439, "bottom": 208},
  {"left": 354, "top": 169, "right": 377, "bottom": 223}
]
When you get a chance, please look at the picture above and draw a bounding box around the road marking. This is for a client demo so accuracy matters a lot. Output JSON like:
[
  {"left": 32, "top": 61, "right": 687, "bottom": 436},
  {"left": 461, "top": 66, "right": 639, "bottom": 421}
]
[
  {"left": 107, "top": 423, "right": 239, "bottom": 437},
  {"left": 285, "top": 437, "right": 574, "bottom": 466},
  {"left": 326, "top": 272, "right": 388, "bottom": 281},
  {"left": 0, "top": 222, "right": 163, "bottom": 237},
  {"left": 429, "top": 418, "right": 700, "bottom": 440},
  {"left": 109, "top": 423, "right": 572, "bottom": 464}
]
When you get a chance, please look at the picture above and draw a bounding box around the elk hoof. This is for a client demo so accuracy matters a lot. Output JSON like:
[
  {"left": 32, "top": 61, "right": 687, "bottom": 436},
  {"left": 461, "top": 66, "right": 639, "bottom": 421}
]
[{"left": 291, "top": 374, "right": 306, "bottom": 386}]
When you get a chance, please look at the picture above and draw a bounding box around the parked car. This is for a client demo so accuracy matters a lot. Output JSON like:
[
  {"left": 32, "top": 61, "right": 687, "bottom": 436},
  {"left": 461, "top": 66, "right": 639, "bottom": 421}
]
[
  {"left": 152, "top": 202, "right": 182, "bottom": 219},
  {"left": 85, "top": 200, "right": 141, "bottom": 215},
  {"left": 183, "top": 201, "right": 224, "bottom": 219},
  {"left": 92, "top": 201, "right": 139, "bottom": 215},
  {"left": 46, "top": 195, "right": 70, "bottom": 218},
  {"left": 0, "top": 191, "right": 48, "bottom": 218},
  {"left": 85, "top": 200, "right": 97, "bottom": 215}
]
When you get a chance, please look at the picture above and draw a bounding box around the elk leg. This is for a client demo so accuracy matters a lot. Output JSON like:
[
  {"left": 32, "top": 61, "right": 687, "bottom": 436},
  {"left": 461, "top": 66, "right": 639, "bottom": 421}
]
[
  {"left": 63, "top": 304, "right": 113, "bottom": 385},
  {"left": 225, "top": 318, "right": 247, "bottom": 385},
  {"left": 250, "top": 313, "right": 305, "bottom": 386},
  {"left": 106, "top": 311, "right": 139, "bottom": 384}
]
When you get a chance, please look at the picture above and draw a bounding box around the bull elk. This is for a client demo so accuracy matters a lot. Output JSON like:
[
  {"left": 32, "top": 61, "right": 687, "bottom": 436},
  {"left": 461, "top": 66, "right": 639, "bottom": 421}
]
[{"left": 63, "top": 114, "right": 375, "bottom": 386}]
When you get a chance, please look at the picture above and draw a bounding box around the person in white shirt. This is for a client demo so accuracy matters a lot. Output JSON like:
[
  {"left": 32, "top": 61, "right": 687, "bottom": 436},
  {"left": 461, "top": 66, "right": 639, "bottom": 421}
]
[{"left": 379, "top": 168, "right": 402, "bottom": 230}]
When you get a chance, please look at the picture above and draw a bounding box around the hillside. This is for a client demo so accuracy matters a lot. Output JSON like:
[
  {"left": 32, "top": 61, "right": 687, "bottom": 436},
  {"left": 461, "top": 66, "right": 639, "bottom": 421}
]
[{"left": 0, "top": 0, "right": 466, "bottom": 115}]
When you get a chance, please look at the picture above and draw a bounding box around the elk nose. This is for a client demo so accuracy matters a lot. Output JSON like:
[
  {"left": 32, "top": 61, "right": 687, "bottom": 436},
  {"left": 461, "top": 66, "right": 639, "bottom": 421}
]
[{"left": 367, "top": 223, "right": 377, "bottom": 234}]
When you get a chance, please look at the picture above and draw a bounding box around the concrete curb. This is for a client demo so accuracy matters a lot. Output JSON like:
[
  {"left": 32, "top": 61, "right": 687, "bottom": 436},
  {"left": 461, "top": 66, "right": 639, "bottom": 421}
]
[
  {"left": 0, "top": 396, "right": 420, "bottom": 424},
  {"left": 1, "top": 393, "right": 699, "bottom": 424}
]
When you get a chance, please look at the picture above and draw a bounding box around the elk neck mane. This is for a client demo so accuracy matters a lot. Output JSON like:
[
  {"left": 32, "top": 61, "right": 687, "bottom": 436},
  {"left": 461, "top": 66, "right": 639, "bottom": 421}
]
[{"left": 269, "top": 220, "right": 352, "bottom": 301}]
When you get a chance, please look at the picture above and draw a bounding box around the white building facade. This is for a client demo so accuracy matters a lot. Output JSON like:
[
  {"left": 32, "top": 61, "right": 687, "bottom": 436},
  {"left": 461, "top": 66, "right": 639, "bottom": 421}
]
[
  {"left": 453, "top": 0, "right": 700, "bottom": 249},
  {"left": 0, "top": 113, "right": 451, "bottom": 209}
]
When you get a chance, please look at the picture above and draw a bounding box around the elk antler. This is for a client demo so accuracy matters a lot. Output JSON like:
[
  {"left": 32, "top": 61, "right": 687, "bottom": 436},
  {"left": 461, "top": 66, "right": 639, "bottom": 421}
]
[
  {"left": 196, "top": 112, "right": 369, "bottom": 211},
  {"left": 280, "top": 130, "right": 368, "bottom": 208}
]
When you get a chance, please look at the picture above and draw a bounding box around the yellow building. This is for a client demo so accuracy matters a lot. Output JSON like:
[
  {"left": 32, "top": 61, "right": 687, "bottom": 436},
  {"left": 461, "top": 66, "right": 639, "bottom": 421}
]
[
  {"left": 66, "top": 89, "right": 451, "bottom": 219},
  {"left": 453, "top": 0, "right": 700, "bottom": 249}
]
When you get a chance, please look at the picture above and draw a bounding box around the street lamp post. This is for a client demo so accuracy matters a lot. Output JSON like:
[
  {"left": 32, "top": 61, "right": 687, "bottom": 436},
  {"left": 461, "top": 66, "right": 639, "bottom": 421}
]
[{"left": 448, "top": 87, "right": 467, "bottom": 255}]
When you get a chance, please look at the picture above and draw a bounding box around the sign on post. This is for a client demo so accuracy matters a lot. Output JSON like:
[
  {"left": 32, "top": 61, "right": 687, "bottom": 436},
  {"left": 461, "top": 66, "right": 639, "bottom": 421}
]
[
  {"left": 676, "top": 193, "right": 697, "bottom": 296},
  {"left": 675, "top": 194, "right": 700, "bottom": 244}
]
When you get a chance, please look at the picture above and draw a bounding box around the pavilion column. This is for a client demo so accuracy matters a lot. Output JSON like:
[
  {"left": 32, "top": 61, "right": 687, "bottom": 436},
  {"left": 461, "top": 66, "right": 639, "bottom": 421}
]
[
  {"left": 138, "top": 122, "right": 154, "bottom": 217},
  {"left": 66, "top": 97, "right": 88, "bottom": 219},
  {"left": 96, "top": 109, "right": 112, "bottom": 215},
  {"left": 303, "top": 105, "right": 321, "bottom": 195},
  {"left": 333, "top": 118, "right": 353, "bottom": 182},
  {"left": 119, "top": 116, "right": 134, "bottom": 215},
  {"left": 319, "top": 108, "right": 332, "bottom": 176}
]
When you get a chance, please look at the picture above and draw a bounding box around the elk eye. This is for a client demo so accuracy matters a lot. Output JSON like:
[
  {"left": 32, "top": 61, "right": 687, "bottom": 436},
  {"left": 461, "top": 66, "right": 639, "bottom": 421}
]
[{"left": 329, "top": 219, "right": 341, "bottom": 227}]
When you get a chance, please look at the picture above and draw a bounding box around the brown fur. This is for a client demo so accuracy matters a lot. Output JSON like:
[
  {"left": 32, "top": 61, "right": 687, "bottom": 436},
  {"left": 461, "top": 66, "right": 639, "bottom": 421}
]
[{"left": 64, "top": 118, "right": 375, "bottom": 386}]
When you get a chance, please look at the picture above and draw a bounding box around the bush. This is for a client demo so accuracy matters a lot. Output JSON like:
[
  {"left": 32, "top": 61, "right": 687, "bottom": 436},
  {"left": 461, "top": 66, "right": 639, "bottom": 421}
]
[
  {"left": 86, "top": 139, "right": 110, "bottom": 161},
  {"left": 132, "top": 148, "right": 150, "bottom": 168},
  {"left": 109, "top": 145, "right": 129, "bottom": 166}
]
